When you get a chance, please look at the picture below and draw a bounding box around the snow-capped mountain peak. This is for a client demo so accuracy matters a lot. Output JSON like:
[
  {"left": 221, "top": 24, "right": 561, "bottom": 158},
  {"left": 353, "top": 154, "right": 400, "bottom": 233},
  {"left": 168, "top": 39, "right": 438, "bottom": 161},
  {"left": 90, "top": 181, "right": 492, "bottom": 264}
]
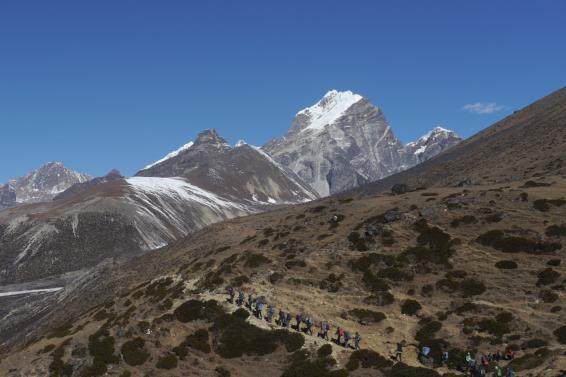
[
  {"left": 235, "top": 139, "right": 248, "bottom": 148},
  {"left": 404, "top": 126, "right": 461, "bottom": 162},
  {"left": 144, "top": 141, "right": 194, "bottom": 170},
  {"left": 0, "top": 162, "right": 91, "bottom": 209},
  {"left": 296, "top": 90, "right": 364, "bottom": 134}
]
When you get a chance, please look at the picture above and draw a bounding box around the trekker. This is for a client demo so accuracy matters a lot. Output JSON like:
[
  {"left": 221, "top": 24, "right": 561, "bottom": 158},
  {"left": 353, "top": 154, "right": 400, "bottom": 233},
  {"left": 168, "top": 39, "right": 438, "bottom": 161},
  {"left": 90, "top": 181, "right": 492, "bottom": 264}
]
[
  {"left": 504, "top": 349, "right": 515, "bottom": 360},
  {"left": 493, "top": 366, "right": 503, "bottom": 377},
  {"left": 395, "top": 341, "right": 405, "bottom": 362},
  {"left": 267, "top": 305, "right": 276, "bottom": 323},
  {"left": 494, "top": 350, "right": 502, "bottom": 361},
  {"left": 320, "top": 322, "right": 330, "bottom": 340},
  {"left": 237, "top": 290, "right": 245, "bottom": 306},
  {"left": 286, "top": 312, "right": 292, "bottom": 329},
  {"left": 442, "top": 351, "right": 449, "bottom": 364},
  {"left": 505, "top": 368, "right": 515, "bottom": 377},
  {"left": 343, "top": 330, "right": 351, "bottom": 348},
  {"left": 227, "top": 287, "right": 235, "bottom": 303},
  {"left": 247, "top": 293, "right": 253, "bottom": 309},
  {"left": 295, "top": 313, "right": 302, "bottom": 331},
  {"left": 419, "top": 346, "right": 431, "bottom": 365},
  {"left": 335, "top": 327, "right": 344, "bottom": 345},
  {"left": 354, "top": 332, "right": 361, "bottom": 350},
  {"left": 305, "top": 317, "right": 314, "bottom": 335},
  {"left": 481, "top": 354, "right": 489, "bottom": 368},
  {"left": 279, "top": 310, "right": 286, "bottom": 326}
]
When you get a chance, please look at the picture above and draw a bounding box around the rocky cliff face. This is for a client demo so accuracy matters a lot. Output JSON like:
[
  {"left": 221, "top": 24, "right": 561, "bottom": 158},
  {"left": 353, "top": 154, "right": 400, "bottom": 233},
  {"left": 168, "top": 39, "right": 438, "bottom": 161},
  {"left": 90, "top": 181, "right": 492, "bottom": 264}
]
[
  {"left": 0, "top": 162, "right": 91, "bottom": 209},
  {"left": 403, "top": 127, "right": 462, "bottom": 166},
  {"left": 264, "top": 90, "right": 461, "bottom": 196}
]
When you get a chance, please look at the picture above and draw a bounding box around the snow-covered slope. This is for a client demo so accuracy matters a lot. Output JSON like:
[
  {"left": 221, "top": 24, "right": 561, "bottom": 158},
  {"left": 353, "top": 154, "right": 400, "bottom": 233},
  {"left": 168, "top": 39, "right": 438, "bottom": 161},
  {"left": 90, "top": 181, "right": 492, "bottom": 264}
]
[
  {"left": 136, "top": 129, "right": 318, "bottom": 203},
  {"left": 403, "top": 127, "right": 461, "bottom": 165},
  {"left": 144, "top": 141, "right": 194, "bottom": 170},
  {"left": 264, "top": 90, "right": 461, "bottom": 196},
  {"left": 0, "top": 162, "right": 91, "bottom": 209}
]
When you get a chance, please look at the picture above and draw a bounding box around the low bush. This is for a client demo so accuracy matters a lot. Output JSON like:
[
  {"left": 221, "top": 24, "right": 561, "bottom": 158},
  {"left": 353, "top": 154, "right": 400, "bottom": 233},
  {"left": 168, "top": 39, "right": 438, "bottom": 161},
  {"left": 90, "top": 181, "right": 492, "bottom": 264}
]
[
  {"left": 348, "top": 231, "right": 370, "bottom": 251},
  {"left": 156, "top": 353, "right": 178, "bottom": 369},
  {"left": 401, "top": 299, "right": 422, "bottom": 316},
  {"left": 534, "top": 198, "right": 566, "bottom": 212},
  {"left": 269, "top": 272, "right": 284, "bottom": 284},
  {"left": 495, "top": 260, "right": 518, "bottom": 269},
  {"left": 349, "top": 309, "right": 386, "bottom": 324},
  {"left": 415, "top": 321, "right": 442, "bottom": 342},
  {"left": 545, "top": 224, "right": 566, "bottom": 237},
  {"left": 363, "top": 271, "right": 390, "bottom": 292},
  {"left": 232, "top": 275, "right": 250, "bottom": 287},
  {"left": 507, "top": 348, "right": 551, "bottom": 371},
  {"left": 536, "top": 268, "right": 560, "bottom": 286},
  {"left": 319, "top": 273, "right": 344, "bottom": 293},
  {"left": 547, "top": 259, "right": 561, "bottom": 266},
  {"left": 87, "top": 328, "right": 119, "bottom": 375},
  {"left": 390, "top": 362, "right": 440, "bottom": 377},
  {"left": 451, "top": 215, "right": 478, "bottom": 228},
  {"left": 539, "top": 289, "right": 559, "bottom": 303},
  {"left": 282, "top": 355, "right": 347, "bottom": 377},
  {"left": 121, "top": 337, "right": 149, "bottom": 366},
  {"left": 49, "top": 341, "right": 73, "bottom": 377},
  {"left": 183, "top": 329, "right": 211, "bottom": 353},
  {"left": 317, "top": 344, "right": 333, "bottom": 358},
  {"left": 521, "top": 338, "right": 547, "bottom": 349},
  {"left": 379, "top": 266, "right": 413, "bottom": 282},
  {"left": 346, "top": 349, "right": 392, "bottom": 370},
  {"left": 363, "top": 291, "right": 395, "bottom": 306},
  {"left": 174, "top": 299, "right": 224, "bottom": 323},
  {"left": 215, "top": 366, "right": 231, "bottom": 377},
  {"left": 553, "top": 325, "right": 566, "bottom": 344},
  {"left": 211, "top": 311, "right": 304, "bottom": 358},
  {"left": 244, "top": 253, "right": 271, "bottom": 268}
]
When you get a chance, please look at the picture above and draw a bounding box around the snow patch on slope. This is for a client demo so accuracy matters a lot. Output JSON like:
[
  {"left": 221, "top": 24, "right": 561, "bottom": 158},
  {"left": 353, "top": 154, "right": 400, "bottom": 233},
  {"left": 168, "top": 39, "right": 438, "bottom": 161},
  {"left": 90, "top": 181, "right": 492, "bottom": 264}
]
[
  {"left": 143, "top": 141, "right": 194, "bottom": 170},
  {"left": 297, "top": 90, "right": 363, "bottom": 134}
]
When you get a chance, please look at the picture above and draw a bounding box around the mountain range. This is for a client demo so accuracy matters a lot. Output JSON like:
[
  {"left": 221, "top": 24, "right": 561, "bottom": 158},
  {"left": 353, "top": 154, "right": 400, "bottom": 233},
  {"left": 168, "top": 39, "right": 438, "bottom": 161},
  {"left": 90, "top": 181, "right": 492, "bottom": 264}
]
[{"left": 1, "top": 87, "right": 564, "bottom": 377}]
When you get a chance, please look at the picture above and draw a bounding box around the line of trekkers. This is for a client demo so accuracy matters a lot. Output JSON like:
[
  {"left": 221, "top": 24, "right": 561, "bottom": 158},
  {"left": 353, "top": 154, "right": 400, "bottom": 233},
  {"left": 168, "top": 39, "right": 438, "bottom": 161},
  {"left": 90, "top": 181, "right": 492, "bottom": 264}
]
[
  {"left": 226, "top": 288, "right": 518, "bottom": 377},
  {"left": 226, "top": 287, "right": 361, "bottom": 350}
]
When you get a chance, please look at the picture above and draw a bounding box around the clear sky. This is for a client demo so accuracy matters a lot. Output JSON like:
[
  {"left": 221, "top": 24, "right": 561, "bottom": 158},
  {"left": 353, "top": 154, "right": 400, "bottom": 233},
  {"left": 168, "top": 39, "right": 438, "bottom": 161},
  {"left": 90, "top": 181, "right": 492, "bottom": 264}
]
[{"left": 1, "top": 0, "right": 565, "bottom": 182}]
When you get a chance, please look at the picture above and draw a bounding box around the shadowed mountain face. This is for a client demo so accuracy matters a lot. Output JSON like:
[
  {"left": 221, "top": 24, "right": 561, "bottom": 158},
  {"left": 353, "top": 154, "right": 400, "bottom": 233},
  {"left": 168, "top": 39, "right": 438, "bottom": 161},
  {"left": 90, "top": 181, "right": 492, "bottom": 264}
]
[
  {"left": 0, "top": 130, "right": 317, "bottom": 285},
  {"left": 357, "top": 87, "right": 566, "bottom": 196},
  {"left": 1, "top": 88, "right": 565, "bottom": 377}
]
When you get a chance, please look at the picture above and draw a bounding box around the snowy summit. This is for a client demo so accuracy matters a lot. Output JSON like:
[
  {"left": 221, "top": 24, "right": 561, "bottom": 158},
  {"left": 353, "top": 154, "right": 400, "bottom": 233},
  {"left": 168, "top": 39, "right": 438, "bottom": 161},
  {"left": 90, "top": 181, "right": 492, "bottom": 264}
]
[{"left": 297, "top": 90, "right": 363, "bottom": 134}]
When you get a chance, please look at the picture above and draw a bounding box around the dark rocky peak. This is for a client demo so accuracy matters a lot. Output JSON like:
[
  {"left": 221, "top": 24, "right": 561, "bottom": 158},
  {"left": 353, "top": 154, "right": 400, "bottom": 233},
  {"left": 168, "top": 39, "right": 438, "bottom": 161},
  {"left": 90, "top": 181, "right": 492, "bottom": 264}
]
[{"left": 193, "top": 128, "right": 230, "bottom": 147}]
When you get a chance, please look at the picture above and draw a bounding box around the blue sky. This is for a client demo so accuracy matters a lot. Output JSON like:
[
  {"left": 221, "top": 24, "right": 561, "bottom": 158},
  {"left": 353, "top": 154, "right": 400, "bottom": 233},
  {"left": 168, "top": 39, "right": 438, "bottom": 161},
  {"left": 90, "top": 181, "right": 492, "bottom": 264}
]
[{"left": 1, "top": 0, "right": 565, "bottom": 182}]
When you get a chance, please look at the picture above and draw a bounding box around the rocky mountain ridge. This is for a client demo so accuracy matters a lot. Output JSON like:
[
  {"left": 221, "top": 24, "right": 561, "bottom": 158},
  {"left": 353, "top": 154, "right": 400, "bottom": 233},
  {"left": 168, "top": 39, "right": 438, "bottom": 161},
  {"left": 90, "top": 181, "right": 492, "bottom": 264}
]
[{"left": 264, "top": 90, "right": 461, "bottom": 197}]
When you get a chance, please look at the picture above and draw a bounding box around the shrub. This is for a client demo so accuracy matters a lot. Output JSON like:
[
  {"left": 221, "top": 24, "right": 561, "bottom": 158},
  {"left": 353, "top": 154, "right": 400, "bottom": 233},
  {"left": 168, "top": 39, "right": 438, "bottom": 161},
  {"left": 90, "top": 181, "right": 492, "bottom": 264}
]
[
  {"left": 545, "top": 224, "right": 566, "bottom": 237},
  {"left": 319, "top": 273, "right": 344, "bottom": 293},
  {"left": 451, "top": 215, "right": 478, "bottom": 228},
  {"left": 38, "top": 344, "right": 56, "bottom": 354},
  {"left": 317, "top": 344, "right": 333, "bottom": 358},
  {"left": 244, "top": 253, "right": 271, "bottom": 268},
  {"left": 88, "top": 329, "right": 119, "bottom": 373},
  {"left": 211, "top": 311, "right": 304, "bottom": 358},
  {"left": 536, "top": 268, "right": 560, "bottom": 286},
  {"left": 401, "top": 299, "right": 422, "bottom": 316},
  {"left": 49, "top": 341, "right": 73, "bottom": 377},
  {"left": 401, "top": 245, "right": 453, "bottom": 268},
  {"left": 346, "top": 349, "right": 392, "bottom": 370},
  {"left": 553, "top": 325, "right": 566, "bottom": 344},
  {"left": 547, "top": 259, "right": 561, "bottom": 266},
  {"left": 183, "top": 329, "right": 211, "bottom": 353},
  {"left": 495, "top": 260, "right": 518, "bottom": 269},
  {"left": 539, "top": 289, "right": 558, "bottom": 303},
  {"left": 156, "top": 353, "right": 178, "bottom": 369},
  {"left": 232, "top": 275, "right": 250, "bottom": 287},
  {"left": 390, "top": 362, "right": 441, "bottom": 377},
  {"left": 348, "top": 231, "right": 369, "bottom": 251},
  {"left": 282, "top": 356, "right": 348, "bottom": 377},
  {"left": 174, "top": 299, "right": 224, "bottom": 323},
  {"left": 144, "top": 277, "right": 174, "bottom": 301},
  {"left": 172, "top": 345, "right": 188, "bottom": 359},
  {"left": 215, "top": 366, "right": 231, "bottom": 377},
  {"left": 363, "top": 291, "right": 395, "bottom": 306},
  {"left": 48, "top": 322, "right": 73, "bottom": 339},
  {"left": 460, "top": 278, "right": 486, "bottom": 297},
  {"left": 379, "top": 266, "right": 413, "bottom": 282},
  {"left": 269, "top": 272, "right": 284, "bottom": 284},
  {"left": 521, "top": 338, "right": 547, "bottom": 349},
  {"left": 349, "top": 309, "right": 386, "bottom": 324},
  {"left": 534, "top": 198, "right": 566, "bottom": 211},
  {"left": 507, "top": 348, "right": 551, "bottom": 371},
  {"left": 415, "top": 321, "right": 442, "bottom": 342},
  {"left": 121, "top": 337, "right": 150, "bottom": 366},
  {"left": 363, "top": 271, "right": 390, "bottom": 292}
]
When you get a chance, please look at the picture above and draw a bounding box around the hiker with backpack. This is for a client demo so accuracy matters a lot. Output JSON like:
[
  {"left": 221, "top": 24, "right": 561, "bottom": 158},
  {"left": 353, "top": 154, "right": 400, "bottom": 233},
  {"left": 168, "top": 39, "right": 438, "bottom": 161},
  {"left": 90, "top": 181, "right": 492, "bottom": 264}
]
[
  {"left": 493, "top": 366, "right": 503, "bottom": 377},
  {"left": 305, "top": 317, "right": 314, "bottom": 335},
  {"left": 279, "top": 309, "right": 286, "bottom": 326},
  {"left": 227, "top": 287, "right": 235, "bottom": 304},
  {"left": 343, "top": 330, "right": 351, "bottom": 348},
  {"left": 395, "top": 341, "right": 405, "bottom": 362},
  {"left": 354, "top": 332, "right": 361, "bottom": 350},
  {"left": 319, "top": 322, "right": 330, "bottom": 340},
  {"left": 237, "top": 290, "right": 245, "bottom": 306},
  {"left": 505, "top": 368, "right": 515, "bottom": 377},
  {"left": 442, "top": 350, "right": 449, "bottom": 364},
  {"left": 295, "top": 313, "right": 302, "bottom": 331},
  {"left": 335, "top": 327, "right": 344, "bottom": 345},
  {"left": 267, "top": 305, "right": 276, "bottom": 323},
  {"left": 247, "top": 293, "right": 253, "bottom": 309},
  {"left": 286, "top": 312, "right": 292, "bottom": 329}
]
